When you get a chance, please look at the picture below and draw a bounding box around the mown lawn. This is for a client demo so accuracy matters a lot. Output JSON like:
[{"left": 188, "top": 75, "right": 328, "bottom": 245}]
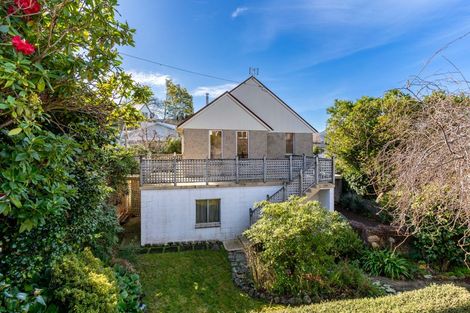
[{"left": 134, "top": 250, "right": 277, "bottom": 313}]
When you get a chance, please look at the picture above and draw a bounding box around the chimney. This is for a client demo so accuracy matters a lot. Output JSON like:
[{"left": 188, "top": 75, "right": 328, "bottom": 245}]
[{"left": 205, "top": 93, "right": 209, "bottom": 105}]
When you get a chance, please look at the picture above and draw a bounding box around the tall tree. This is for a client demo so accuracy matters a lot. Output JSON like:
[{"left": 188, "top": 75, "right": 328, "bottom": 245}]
[{"left": 163, "top": 79, "right": 193, "bottom": 120}]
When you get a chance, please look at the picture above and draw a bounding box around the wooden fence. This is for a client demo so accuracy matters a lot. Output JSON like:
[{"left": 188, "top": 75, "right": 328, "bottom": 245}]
[{"left": 140, "top": 155, "right": 334, "bottom": 186}]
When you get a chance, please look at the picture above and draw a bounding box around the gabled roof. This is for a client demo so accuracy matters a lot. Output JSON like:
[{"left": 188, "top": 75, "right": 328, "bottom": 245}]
[
  {"left": 230, "top": 76, "right": 318, "bottom": 133},
  {"left": 179, "top": 76, "right": 317, "bottom": 133},
  {"left": 177, "top": 92, "right": 272, "bottom": 131}
]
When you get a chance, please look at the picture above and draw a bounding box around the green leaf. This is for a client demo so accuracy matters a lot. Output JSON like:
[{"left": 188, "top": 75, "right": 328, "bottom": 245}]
[
  {"left": 37, "top": 78, "right": 45, "bottom": 92},
  {"left": 36, "top": 295, "right": 46, "bottom": 306},
  {"left": 8, "top": 128, "right": 22, "bottom": 136},
  {"left": 0, "top": 25, "right": 8, "bottom": 33},
  {"left": 10, "top": 196, "right": 22, "bottom": 208}
]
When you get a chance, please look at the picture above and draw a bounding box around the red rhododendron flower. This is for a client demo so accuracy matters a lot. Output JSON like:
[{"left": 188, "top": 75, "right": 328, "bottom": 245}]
[
  {"left": 11, "top": 35, "right": 35, "bottom": 55},
  {"left": 7, "top": 5, "right": 17, "bottom": 15},
  {"left": 14, "top": 0, "right": 41, "bottom": 15}
]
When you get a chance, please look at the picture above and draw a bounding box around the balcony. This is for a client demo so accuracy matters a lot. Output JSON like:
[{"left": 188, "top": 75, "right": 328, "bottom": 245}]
[{"left": 140, "top": 155, "right": 334, "bottom": 186}]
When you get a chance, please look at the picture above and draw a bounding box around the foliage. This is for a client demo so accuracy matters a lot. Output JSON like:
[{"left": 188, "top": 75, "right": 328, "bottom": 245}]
[
  {"left": 134, "top": 250, "right": 267, "bottom": 313},
  {"left": 244, "top": 198, "right": 377, "bottom": 299},
  {"left": 114, "top": 265, "right": 144, "bottom": 313},
  {"left": 0, "top": 0, "right": 149, "bottom": 309},
  {"left": 260, "top": 284, "right": 470, "bottom": 313},
  {"left": 163, "top": 79, "right": 194, "bottom": 120},
  {"left": 161, "top": 137, "right": 182, "bottom": 154},
  {"left": 413, "top": 216, "right": 466, "bottom": 271},
  {"left": 361, "top": 249, "right": 414, "bottom": 280},
  {"left": 0, "top": 273, "right": 54, "bottom": 313},
  {"left": 51, "top": 248, "right": 120, "bottom": 313},
  {"left": 325, "top": 90, "right": 416, "bottom": 196}
]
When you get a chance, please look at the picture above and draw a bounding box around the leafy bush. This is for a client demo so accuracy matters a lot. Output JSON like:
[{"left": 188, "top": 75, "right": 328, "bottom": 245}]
[
  {"left": 263, "top": 284, "right": 470, "bottom": 313},
  {"left": 414, "top": 217, "right": 466, "bottom": 271},
  {"left": 114, "top": 265, "right": 145, "bottom": 313},
  {"left": 340, "top": 192, "right": 379, "bottom": 216},
  {"left": 51, "top": 248, "right": 120, "bottom": 313},
  {"left": 361, "top": 249, "right": 414, "bottom": 280},
  {"left": 244, "top": 197, "right": 377, "bottom": 299}
]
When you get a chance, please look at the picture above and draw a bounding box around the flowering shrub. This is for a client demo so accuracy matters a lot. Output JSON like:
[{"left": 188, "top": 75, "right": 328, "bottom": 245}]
[{"left": 244, "top": 197, "right": 378, "bottom": 300}]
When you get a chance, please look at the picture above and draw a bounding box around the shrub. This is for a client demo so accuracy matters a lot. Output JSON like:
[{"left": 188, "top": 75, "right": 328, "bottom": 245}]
[
  {"left": 414, "top": 217, "right": 466, "bottom": 271},
  {"left": 263, "top": 284, "right": 470, "bottom": 313},
  {"left": 51, "top": 248, "right": 119, "bottom": 313},
  {"left": 114, "top": 265, "right": 145, "bottom": 313},
  {"left": 244, "top": 197, "right": 377, "bottom": 299},
  {"left": 361, "top": 249, "right": 414, "bottom": 280}
]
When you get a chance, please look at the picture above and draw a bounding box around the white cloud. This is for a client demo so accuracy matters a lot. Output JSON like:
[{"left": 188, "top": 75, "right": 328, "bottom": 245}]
[
  {"left": 192, "top": 83, "right": 237, "bottom": 97},
  {"left": 127, "top": 70, "right": 170, "bottom": 98},
  {"left": 127, "top": 70, "right": 169, "bottom": 87},
  {"left": 231, "top": 7, "right": 248, "bottom": 18}
]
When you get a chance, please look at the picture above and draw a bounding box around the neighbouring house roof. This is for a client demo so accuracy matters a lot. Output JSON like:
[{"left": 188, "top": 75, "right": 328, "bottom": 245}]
[
  {"left": 177, "top": 92, "right": 272, "bottom": 131},
  {"left": 178, "top": 76, "right": 317, "bottom": 133},
  {"left": 123, "top": 121, "right": 177, "bottom": 145}
]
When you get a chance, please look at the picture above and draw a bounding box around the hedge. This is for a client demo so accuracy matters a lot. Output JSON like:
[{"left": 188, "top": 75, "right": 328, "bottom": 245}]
[{"left": 261, "top": 284, "right": 470, "bottom": 313}]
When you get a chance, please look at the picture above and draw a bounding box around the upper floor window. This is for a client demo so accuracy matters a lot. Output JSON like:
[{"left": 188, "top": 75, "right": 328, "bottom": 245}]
[
  {"left": 237, "top": 131, "right": 249, "bottom": 159},
  {"left": 210, "top": 130, "right": 222, "bottom": 159},
  {"left": 286, "top": 133, "right": 294, "bottom": 154}
]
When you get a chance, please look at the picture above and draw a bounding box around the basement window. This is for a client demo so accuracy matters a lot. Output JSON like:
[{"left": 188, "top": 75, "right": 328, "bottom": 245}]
[{"left": 195, "top": 199, "right": 221, "bottom": 228}]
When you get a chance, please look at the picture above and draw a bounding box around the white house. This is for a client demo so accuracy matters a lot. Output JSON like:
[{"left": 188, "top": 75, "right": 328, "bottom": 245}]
[
  {"left": 123, "top": 121, "right": 177, "bottom": 146},
  {"left": 140, "top": 76, "right": 335, "bottom": 245}
]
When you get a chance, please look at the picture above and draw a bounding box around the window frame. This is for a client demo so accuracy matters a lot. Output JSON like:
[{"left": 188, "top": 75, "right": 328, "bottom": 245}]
[
  {"left": 285, "top": 132, "right": 294, "bottom": 154},
  {"left": 208, "top": 130, "right": 223, "bottom": 159},
  {"left": 195, "top": 198, "right": 221, "bottom": 228},
  {"left": 236, "top": 130, "right": 249, "bottom": 159}
]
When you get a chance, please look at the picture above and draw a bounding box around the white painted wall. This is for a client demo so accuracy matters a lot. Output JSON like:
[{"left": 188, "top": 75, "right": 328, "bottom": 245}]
[
  {"left": 141, "top": 185, "right": 281, "bottom": 245},
  {"left": 307, "top": 187, "right": 335, "bottom": 211}
]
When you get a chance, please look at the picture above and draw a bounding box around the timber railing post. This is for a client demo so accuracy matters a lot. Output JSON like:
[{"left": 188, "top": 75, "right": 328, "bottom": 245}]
[
  {"left": 139, "top": 156, "right": 143, "bottom": 186},
  {"left": 283, "top": 182, "right": 287, "bottom": 201},
  {"left": 331, "top": 156, "right": 335, "bottom": 184},
  {"left": 263, "top": 156, "right": 267, "bottom": 183},
  {"left": 299, "top": 169, "right": 304, "bottom": 196},
  {"left": 205, "top": 158, "right": 209, "bottom": 185},
  {"left": 315, "top": 155, "right": 319, "bottom": 185},
  {"left": 302, "top": 153, "right": 306, "bottom": 171},
  {"left": 235, "top": 156, "right": 239, "bottom": 183},
  {"left": 173, "top": 155, "right": 177, "bottom": 186},
  {"left": 289, "top": 155, "right": 293, "bottom": 181}
]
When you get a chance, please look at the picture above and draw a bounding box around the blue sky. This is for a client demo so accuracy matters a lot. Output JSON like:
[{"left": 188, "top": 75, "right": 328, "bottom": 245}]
[{"left": 117, "top": 0, "right": 470, "bottom": 131}]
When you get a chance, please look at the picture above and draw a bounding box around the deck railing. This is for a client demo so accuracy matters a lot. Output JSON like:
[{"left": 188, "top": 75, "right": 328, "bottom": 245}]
[{"left": 140, "top": 155, "right": 334, "bottom": 186}]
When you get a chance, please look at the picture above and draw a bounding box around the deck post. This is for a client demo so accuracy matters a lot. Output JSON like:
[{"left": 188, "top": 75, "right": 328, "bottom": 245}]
[
  {"left": 139, "top": 156, "right": 143, "bottom": 186},
  {"left": 299, "top": 169, "right": 304, "bottom": 196},
  {"left": 302, "top": 153, "right": 306, "bottom": 171},
  {"left": 205, "top": 158, "right": 209, "bottom": 185},
  {"left": 283, "top": 182, "right": 287, "bottom": 201},
  {"left": 315, "top": 155, "right": 319, "bottom": 185},
  {"left": 235, "top": 156, "right": 239, "bottom": 183},
  {"left": 263, "top": 156, "right": 266, "bottom": 183},
  {"left": 331, "top": 156, "right": 335, "bottom": 184},
  {"left": 173, "top": 155, "right": 177, "bottom": 186},
  {"left": 289, "top": 155, "right": 293, "bottom": 181}
]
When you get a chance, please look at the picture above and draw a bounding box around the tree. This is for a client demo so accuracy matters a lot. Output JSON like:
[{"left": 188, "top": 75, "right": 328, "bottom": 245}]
[
  {"left": 325, "top": 90, "right": 415, "bottom": 196},
  {"left": 0, "top": 0, "right": 150, "bottom": 295},
  {"left": 163, "top": 79, "right": 193, "bottom": 120}
]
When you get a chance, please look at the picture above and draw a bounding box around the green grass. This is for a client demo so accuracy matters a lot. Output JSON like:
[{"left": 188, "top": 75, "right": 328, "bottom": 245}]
[
  {"left": 261, "top": 284, "right": 470, "bottom": 313},
  {"left": 134, "top": 250, "right": 277, "bottom": 313}
]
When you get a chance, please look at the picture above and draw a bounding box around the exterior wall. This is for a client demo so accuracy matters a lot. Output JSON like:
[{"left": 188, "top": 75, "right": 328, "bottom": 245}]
[
  {"left": 248, "top": 131, "right": 267, "bottom": 158},
  {"left": 294, "top": 133, "right": 313, "bottom": 156},
  {"left": 141, "top": 184, "right": 281, "bottom": 244},
  {"left": 182, "top": 129, "right": 208, "bottom": 159},
  {"left": 267, "top": 132, "right": 285, "bottom": 158},
  {"left": 223, "top": 130, "right": 236, "bottom": 159},
  {"left": 308, "top": 188, "right": 335, "bottom": 211}
]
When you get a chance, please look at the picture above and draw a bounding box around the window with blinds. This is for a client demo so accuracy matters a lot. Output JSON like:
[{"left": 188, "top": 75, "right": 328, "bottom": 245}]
[{"left": 195, "top": 199, "right": 221, "bottom": 228}]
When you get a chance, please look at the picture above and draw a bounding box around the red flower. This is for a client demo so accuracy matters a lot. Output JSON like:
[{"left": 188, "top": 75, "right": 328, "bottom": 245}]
[
  {"left": 14, "top": 0, "right": 41, "bottom": 15},
  {"left": 7, "top": 6, "right": 17, "bottom": 15},
  {"left": 11, "top": 35, "right": 36, "bottom": 55}
]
